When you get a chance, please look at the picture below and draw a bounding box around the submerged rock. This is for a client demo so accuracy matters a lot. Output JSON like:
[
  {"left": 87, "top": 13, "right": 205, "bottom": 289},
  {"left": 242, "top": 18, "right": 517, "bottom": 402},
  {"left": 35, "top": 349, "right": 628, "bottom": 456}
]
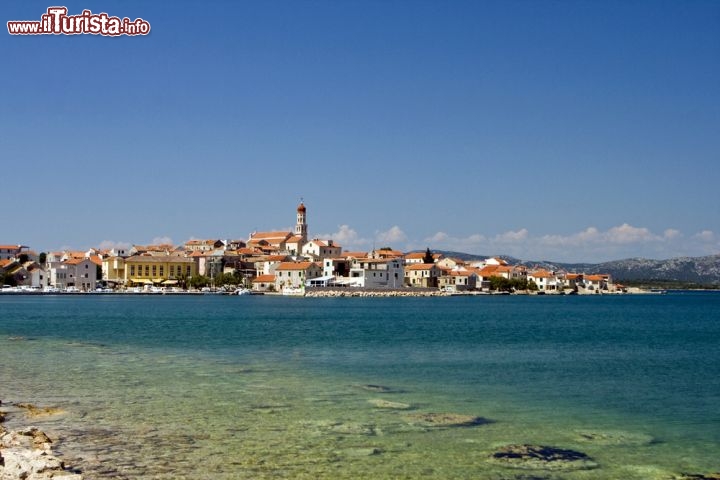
[
  {"left": 367, "top": 399, "right": 413, "bottom": 410},
  {"left": 15, "top": 403, "right": 65, "bottom": 418},
  {"left": 403, "top": 412, "right": 491, "bottom": 427},
  {"left": 355, "top": 384, "right": 396, "bottom": 393},
  {"left": 302, "top": 420, "right": 378, "bottom": 436},
  {"left": 339, "top": 447, "right": 383, "bottom": 457},
  {"left": 494, "top": 475, "right": 554, "bottom": 480},
  {"left": 489, "top": 444, "right": 598, "bottom": 471},
  {"left": 676, "top": 474, "right": 720, "bottom": 480},
  {"left": 574, "top": 429, "right": 655, "bottom": 446},
  {"left": 329, "top": 422, "right": 377, "bottom": 436}
]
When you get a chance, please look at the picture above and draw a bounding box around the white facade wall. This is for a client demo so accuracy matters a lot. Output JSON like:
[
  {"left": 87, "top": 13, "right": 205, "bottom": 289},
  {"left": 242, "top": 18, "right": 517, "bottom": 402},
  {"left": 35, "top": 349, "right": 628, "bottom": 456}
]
[
  {"left": 49, "top": 259, "right": 97, "bottom": 290},
  {"left": 348, "top": 259, "right": 404, "bottom": 288},
  {"left": 302, "top": 241, "right": 342, "bottom": 260},
  {"left": 275, "top": 265, "right": 322, "bottom": 289}
]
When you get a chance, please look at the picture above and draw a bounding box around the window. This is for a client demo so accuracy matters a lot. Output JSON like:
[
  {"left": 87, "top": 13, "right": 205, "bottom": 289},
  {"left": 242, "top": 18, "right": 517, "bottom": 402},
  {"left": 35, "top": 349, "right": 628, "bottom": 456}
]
[
  {"left": 159, "top": 266, "right": 164, "bottom": 276},
  {"left": 130, "top": 266, "right": 135, "bottom": 275},
  {"left": 170, "top": 266, "right": 175, "bottom": 277},
  {"left": 152, "top": 266, "right": 157, "bottom": 276},
  {"left": 145, "top": 266, "right": 149, "bottom": 276}
]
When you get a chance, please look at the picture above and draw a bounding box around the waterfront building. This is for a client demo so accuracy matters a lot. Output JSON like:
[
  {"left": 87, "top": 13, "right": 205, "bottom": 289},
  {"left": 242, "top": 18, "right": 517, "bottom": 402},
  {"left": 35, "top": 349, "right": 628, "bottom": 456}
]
[
  {"left": 439, "top": 270, "right": 478, "bottom": 292},
  {"left": 404, "top": 263, "right": 440, "bottom": 288},
  {"left": 124, "top": 254, "right": 197, "bottom": 287},
  {"left": 252, "top": 274, "right": 277, "bottom": 292},
  {"left": 347, "top": 257, "right": 404, "bottom": 288},
  {"left": 527, "top": 269, "right": 559, "bottom": 292},
  {"left": 274, "top": 261, "right": 322, "bottom": 290},
  {"left": 48, "top": 257, "right": 99, "bottom": 291},
  {"left": 102, "top": 255, "right": 127, "bottom": 284}
]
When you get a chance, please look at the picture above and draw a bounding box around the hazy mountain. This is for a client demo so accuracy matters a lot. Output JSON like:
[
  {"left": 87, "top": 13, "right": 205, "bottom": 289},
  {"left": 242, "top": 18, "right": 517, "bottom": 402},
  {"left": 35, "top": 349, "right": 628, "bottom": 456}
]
[
  {"left": 553, "top": 255, "right": 720, "bottom": 284},
  {"left": 429, "top": 250, "right": 720, "bottom": 284}
]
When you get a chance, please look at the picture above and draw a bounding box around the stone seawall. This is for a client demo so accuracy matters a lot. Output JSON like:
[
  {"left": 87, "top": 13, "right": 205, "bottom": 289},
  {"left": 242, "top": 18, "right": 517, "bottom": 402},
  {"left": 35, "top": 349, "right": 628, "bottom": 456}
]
[{"left": 305, "top": 288, "right": 447, "bottom": 297}]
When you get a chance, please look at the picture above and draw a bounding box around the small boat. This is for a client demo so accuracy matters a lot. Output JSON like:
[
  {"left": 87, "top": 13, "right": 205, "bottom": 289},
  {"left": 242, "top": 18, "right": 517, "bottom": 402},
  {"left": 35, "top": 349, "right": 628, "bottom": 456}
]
[{"left": 233, "top": 288, "right": 251, "bottom": 296}]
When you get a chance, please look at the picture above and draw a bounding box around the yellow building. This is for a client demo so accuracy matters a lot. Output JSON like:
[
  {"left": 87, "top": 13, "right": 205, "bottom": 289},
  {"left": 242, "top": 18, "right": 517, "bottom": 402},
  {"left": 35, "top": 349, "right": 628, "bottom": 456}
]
[
  {"left": 124, "top": 255, "right": 197, "bottom": 286},
  {"left": 102, "top": 256, "right": 127, "bottom": 284}
]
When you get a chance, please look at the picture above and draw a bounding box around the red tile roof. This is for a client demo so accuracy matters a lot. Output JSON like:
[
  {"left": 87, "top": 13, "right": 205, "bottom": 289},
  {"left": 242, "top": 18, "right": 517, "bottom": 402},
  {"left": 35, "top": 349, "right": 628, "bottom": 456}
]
[
  {"left": 253, "top": 274, "right": 276, "bottom": 283},
  {"left": 250, "top": 231, "right": 292, "bottom": 240},
  {"left": 405, "top": 263, "right": 437, "bottom": 271},
  {"left": 529, "top": 269, "right": 552, "bottom": 278},
  {"left": 276, "top": 261, "right": 319, "bottom": 271}
]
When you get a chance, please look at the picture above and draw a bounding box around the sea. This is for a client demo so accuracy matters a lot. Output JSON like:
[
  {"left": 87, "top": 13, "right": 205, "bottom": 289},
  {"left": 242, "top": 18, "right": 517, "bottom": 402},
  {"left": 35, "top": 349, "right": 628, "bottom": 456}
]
[{"left": 1, "top": 292, "right": 718, "bottom": 479}]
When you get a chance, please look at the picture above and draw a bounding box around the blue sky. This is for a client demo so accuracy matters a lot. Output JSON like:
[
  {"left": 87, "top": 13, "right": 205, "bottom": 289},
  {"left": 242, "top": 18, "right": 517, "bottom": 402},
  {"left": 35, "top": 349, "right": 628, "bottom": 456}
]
[{"left": 3, "top": 0, "right": 719, "bottom": 262}]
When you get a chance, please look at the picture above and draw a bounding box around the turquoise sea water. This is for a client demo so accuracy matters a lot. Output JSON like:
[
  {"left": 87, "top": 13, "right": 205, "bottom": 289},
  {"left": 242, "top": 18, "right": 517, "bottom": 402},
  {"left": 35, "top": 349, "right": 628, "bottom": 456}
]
[{"left": 1, "top": 293, "right": 718, "bottom": 479}]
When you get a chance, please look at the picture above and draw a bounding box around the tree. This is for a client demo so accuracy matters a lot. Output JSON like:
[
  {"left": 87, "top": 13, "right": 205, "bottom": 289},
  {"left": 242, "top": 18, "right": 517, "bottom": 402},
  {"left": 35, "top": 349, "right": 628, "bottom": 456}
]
[
  {"left": 214, "top": 272, "right": 240, "bottom": 287},
  {"left": 18, "top": 254, "right": 29, "bottom": 264},
  {"left": 0, "top": 271, "right": 17, "bottom": 286},
  {"left": 488, "top": 275, "right": 512, "bottom": 292},
  {"left": 189, "top": 275, "right": 211, "bottom": 289},
  {"left": 423, "top": 247, "right": 434, "bottom": 264},
  {"left": 39, "top": 252, "right": 47, "bottom": 265},
  {"left": 488, "top": 276, "right": 538, "bottom": 292}
]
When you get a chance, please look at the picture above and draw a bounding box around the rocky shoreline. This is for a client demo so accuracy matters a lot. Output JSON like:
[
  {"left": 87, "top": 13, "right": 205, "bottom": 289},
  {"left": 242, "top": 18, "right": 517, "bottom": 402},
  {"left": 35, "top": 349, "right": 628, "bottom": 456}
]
[
  {"left": 2, "top": 394, "right": 719, "bottom": 479},
  {"left": 0, "top": 401, "right": 82, "bottom": 480}
]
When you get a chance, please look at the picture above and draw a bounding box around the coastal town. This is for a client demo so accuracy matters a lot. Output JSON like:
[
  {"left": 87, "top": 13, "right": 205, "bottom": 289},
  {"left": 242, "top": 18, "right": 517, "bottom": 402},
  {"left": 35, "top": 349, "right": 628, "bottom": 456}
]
[{"left": 1, "top": 202, "right": 631, "bottom": 296}]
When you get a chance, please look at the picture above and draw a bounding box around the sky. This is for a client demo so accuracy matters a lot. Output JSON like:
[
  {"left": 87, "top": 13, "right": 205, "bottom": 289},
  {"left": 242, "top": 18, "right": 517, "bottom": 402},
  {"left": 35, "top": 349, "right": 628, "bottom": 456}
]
[{"left": 2, "top": 0, "right": 719, "bottom": 263}]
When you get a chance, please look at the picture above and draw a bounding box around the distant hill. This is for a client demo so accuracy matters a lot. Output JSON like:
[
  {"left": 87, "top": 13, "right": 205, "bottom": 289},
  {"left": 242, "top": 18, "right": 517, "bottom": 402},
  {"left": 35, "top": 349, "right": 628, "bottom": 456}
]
[
  {"left": 553, "top": 255, "right": 720, "bottom": 284},
  {"left": 427, "top": 250, "right": 720, "bottom": 285}
]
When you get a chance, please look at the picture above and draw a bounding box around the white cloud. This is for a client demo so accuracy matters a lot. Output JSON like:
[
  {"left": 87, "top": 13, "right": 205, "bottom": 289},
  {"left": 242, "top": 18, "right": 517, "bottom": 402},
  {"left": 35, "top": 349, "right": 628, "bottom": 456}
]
[
  {"left": 376, "top": 226, "right": 407, "bottom": 245},
  {"left": 317, "top": 225, "right": 371, "bottom": 250},
  {"left": 420, "top": 232, "right": 488, "bottom": 253},
  {"left": 151, "top": 236, "right": 174, "bottom": 245},
  {"left": 419, "top": 223, "right": 718, "bottom": 262},
  {"left": 605, "top": 223, "right": 659, "bottom": 244},
  {"left": 98, "top": 240, "right": 131, "bottom": 251},
  {"left": 427, "top": 231, "right": 449, "bottom": 243},
  {"left": 694, "top": 230, "right": 716, "bottom": 242},
  {"left": 663, "top": 228, "right": 681, "bottom": 240},
  {"left": 494, "top": 228, "right": 529, "bottom": 243}
]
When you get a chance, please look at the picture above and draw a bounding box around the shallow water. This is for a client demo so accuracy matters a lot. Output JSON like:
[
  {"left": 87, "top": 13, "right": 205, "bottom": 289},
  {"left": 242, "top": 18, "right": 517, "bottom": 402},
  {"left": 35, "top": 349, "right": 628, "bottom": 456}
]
[{"left": 1, "top": 293, "right": 718, "bottom": 479}]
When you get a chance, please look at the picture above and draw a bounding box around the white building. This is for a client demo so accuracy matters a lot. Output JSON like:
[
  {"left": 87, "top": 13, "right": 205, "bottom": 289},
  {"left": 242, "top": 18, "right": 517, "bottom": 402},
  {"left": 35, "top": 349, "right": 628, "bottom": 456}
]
[
  {"left": 347, "top": 257, "right": 404, "bottom": 288},
  {"left": 527, "top": 269, "right": 560, "bottom": 292},
  {"left": 274, "top": 261, "right": 322, "bottom": 290},
  {"left": 49, "top": 258, "right": 99, "bottom": 291},
  {"left": 302, "top": 239, "right": 342, "bottom": 260}
]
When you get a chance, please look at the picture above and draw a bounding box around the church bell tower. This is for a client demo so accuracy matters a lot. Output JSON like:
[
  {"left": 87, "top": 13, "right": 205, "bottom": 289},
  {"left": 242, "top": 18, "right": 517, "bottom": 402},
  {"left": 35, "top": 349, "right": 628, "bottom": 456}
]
[{"left": 295, "top": 200, "right": 307, "bottom": 243}]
